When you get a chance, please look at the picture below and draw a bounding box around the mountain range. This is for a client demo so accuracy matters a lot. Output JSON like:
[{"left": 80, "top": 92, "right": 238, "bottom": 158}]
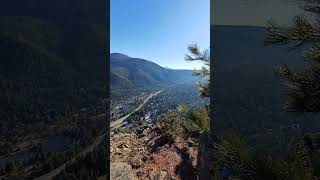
[
  {"left": 0, "top": 1, "right": 107, "bottom": 124},
  {"left": 110, "top": 53, "right": 199, "bottom": 89}
]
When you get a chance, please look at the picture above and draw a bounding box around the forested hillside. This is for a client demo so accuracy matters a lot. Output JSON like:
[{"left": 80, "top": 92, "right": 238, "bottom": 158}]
[
  {"left": 110, "top": 53, "right": 198, "bottom": 88},
  {"left": 0, "top": 1, "right": 107, "bottom": 126},
  {"left": 0, "top": 1, "right": 108, "bottom": 179}
]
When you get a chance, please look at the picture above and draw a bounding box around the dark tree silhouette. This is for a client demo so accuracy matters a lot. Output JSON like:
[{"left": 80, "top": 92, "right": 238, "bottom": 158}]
[
  {"left": 211, "top": 1, "right": 320, "bottom": 179},
  {"left": 265, "top": 0, "right": 320, "bottom": 112}
]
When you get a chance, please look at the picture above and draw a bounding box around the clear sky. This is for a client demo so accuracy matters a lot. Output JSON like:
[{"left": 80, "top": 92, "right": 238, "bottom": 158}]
[
  {"left": 111, "top": 0, "right": 210, "bottom": 70},
  {"left": 212, "top": 0, "right": 306, "bottom": 26}
]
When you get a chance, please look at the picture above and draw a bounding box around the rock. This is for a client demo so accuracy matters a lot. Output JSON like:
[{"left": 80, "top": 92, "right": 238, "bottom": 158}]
[
  {"left": 130, "top": 156, "right": 143, "bottom": 169},
  {"left": 137, "top": 133, "right": 145, "bottom": 138},
  {"left": 142, "top": 156, "right": 148, "bottom": 162},
  {"left": 110, "top": 162, "right": 134, "bottom": 180},
  {"left": 136, "top": 128, "right": 144, "bottom": 135},
  {"left": 151, "top": 171, "right": 169, "bottom": 180},
  {"left": 110, "top": 123, "right": 198, "bottom": 180}
]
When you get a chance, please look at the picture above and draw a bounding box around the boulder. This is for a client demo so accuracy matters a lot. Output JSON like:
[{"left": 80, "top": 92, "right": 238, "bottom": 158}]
[
  {"left": 151, "top": 171, "right": 170, "bottom": 180},
  {"left": 110, "top": 162, "right": 134, "bottom": 180}
]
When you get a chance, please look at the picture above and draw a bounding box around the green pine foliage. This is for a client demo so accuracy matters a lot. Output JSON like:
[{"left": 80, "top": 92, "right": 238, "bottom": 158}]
[
  {"left": 212, "top": 135, "right": 319, "bottom": 180},
  {"left": 178, "top": 104, "right": 210, "bottom": 139},
  {"left": 185, "top": 43, "right": 210, "bottom": 98},
  {"left": 211, "top": 1, "right": 320, "bottom": 179},
  {"left": 265, "top": 0, "right": 320, "bottom": 112}
]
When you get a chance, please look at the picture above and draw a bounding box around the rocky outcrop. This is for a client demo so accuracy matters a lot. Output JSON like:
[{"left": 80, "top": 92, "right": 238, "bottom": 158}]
[
  {"left": 110, "top": 162, "right": 135, "bottom": 180},
  {"left": 110, "top": 125, "right": 199, "bottom": 180},
  {"left": 150, "top": 171, "right": 169, "bottom": 180}
]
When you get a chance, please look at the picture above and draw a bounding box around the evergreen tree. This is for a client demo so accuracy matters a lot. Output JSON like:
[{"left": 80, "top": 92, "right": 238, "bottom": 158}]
[
  {"left": 185, "top": 43, "right": 210, "bottom": 98},
  {"left": 211, "top": 0, "right": 320, "bottom": 179},
  {"left": 166, "top": 44, "right": 211, "bottom": 139},
  {"left": 265, "top": 0, "right": 320, "bottom": 112}
]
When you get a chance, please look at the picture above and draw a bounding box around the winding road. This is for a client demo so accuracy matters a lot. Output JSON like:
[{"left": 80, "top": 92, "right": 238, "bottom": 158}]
[
  {"left": 110, "top": 89, "right": 164, "bottom": 129},
  {"left": 34, "top": 90, "right": 163, "bottom": 179},
  {"left": 34, "top": 133, "right": 106, "bottom": 180}
]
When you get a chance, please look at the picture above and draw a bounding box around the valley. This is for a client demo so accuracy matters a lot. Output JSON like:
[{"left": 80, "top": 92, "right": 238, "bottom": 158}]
[
  {"left": 0, "top": 99, "right": 108, "bottom": 179},
  {"left": 110, "top": 89, "right": 164, "bottom": 129},
  {"left": 0, "top": 2, "right": 108, "bottom": 178},
  {"left": 110, "top": 53, "right": 209, "bottom": 179}
]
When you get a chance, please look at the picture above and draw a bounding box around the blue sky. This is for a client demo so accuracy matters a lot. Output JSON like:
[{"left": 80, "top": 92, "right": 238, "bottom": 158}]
[{"left": 111, "top": 0, "right": 210, "bottom": 70}]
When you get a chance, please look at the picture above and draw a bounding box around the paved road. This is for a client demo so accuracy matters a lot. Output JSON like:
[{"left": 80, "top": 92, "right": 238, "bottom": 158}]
[
  {"left": 110, "top": 89, "right": 164, "bottom": 129},
  {"left": 34, "top": 131, "right": 107, "bottom": 180},
  {"left": 34, "top": 90, "right": 163, "bottom": 179}
]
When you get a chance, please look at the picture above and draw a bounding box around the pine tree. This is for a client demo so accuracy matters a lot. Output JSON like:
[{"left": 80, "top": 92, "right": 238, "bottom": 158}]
[
  {"left": 211, "top": 1, "right": 320, "bottom": 179},
  {"left": 185, "top": 43, "right": 210, "bottom": 98},
  {"left": 265, "top": 0, "right": 320, "bottom": 112}
]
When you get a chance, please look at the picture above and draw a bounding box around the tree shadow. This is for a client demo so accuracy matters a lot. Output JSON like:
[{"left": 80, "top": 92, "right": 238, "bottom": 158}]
[
  {"left": 174, "top": 146, "right": 197, "bottom": 180},
  {"left": 149, "top": 134, "right": 175, "bottom": 153}
]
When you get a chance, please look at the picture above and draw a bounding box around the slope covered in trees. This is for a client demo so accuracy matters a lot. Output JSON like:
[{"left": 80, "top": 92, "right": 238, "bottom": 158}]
[
  {"left": 110, "top": 53, "right": 199, "bottom": 89},
  {"left": 0, "top": 1, "right": 107, "bottom": 125},
  {"left": 0, "top": 1, "right": 107, "bottom": 179},
  {"left": 109, "top": 45, "right": 210, "bottom": 179}
]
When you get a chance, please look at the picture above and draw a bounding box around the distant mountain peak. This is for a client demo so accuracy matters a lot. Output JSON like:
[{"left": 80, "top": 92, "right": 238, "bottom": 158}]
[{"left": 110, "top": 53, "right": 131, "bottom": 59}]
